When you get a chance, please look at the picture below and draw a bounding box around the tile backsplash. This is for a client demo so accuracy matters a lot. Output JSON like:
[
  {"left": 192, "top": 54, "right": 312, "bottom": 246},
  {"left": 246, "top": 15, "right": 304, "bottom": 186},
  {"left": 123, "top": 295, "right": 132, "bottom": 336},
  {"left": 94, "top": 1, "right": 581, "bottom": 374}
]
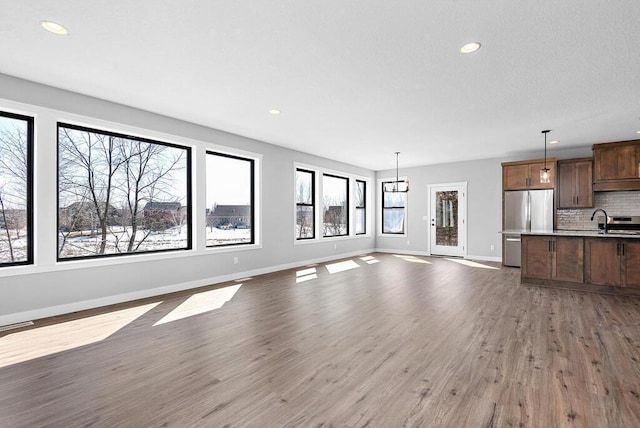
[{"left": 556, "top": 191, "right": 640, "bottom": 230}]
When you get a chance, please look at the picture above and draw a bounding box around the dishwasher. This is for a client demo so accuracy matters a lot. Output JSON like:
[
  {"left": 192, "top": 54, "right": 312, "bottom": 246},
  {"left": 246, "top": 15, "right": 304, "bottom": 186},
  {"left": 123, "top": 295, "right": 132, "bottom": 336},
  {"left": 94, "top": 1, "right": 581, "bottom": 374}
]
[{"left": 503, "top": 234, "right": 522, "bottom": 267}]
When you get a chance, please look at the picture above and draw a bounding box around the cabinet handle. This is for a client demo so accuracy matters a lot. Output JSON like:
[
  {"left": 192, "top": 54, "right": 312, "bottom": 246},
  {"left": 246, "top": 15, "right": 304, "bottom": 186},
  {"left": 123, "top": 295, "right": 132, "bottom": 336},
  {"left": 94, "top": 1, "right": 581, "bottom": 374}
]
[
  {"left": 576, "top": 195, "right": 579, "bottom": 205},
  {"left": 548, "top": 240, "right": 552, "bottom": 252},
  {"left": 617, "top": 243, "right": 620, "bottom": 256},
  {"left": 622, "top": 243, "right": 626, "bottom": 256}
]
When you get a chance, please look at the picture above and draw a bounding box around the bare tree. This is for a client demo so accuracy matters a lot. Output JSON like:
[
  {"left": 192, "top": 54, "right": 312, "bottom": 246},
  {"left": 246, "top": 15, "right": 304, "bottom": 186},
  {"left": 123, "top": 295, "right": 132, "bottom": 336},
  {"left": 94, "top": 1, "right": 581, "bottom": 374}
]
[
  {"left": 0, "top": 120, "right": 29, "bottom": 263},
  {"left": 59, "top": 128, "right": 125, "bottom": 255},
  {"left": 117, "top": 141, "right": 185, "bottom": 252},
  {"left": 296, "top": 175, "right": 313, "bottom": 238}
]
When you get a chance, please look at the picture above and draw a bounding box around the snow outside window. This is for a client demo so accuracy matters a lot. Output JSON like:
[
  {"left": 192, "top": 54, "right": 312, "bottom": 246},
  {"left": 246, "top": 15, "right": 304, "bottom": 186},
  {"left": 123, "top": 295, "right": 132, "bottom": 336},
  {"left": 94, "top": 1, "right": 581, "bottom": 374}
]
[
  {"left": 0, "top": 111, "right": 33, "bottom": 267},
  {"left": 57, "top": 123, "right": 191, "bottom": 260}
]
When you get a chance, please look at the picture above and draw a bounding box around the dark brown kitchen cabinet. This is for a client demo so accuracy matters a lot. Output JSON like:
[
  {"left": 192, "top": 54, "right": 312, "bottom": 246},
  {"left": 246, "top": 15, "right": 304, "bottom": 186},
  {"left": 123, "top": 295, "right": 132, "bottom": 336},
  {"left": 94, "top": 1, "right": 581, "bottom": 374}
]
[
  {"left": 522, "top": 235, "right": 583, "bottom": 283},
  {"left": 557, "top": 158, "right": 593, "bottom": 208},
  {"left": 503, "top": 158, "right": 556, "bottom": 190},
  {"left": 593, "top": 140, "right": 640, "bottom": 191},
  {"left": 585, "top": 238, "right": 640, "bottom": 288}
]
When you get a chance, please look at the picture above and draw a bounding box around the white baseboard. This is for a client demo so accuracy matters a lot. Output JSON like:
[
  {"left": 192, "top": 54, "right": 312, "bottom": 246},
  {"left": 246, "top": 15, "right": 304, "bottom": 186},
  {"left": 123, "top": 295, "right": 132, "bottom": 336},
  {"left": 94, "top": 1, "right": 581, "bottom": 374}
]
[
  {"left": 0, "top": 249, "right": 376, "bottom": 327},
  {"left": 374, "top": 248, "right": 431, "bottom": 256},
  {"left": 465, "top": 255, "right": 502, "bottom": 262},
  {"left": 375, "top": 248, "right": 501, "bottom": 263}
]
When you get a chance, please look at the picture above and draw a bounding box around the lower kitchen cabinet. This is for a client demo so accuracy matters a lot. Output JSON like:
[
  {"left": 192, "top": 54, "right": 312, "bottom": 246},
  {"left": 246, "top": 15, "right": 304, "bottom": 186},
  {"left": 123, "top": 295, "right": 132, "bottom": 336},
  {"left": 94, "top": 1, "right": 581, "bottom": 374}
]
[
  {"left": 522, "top": 235, "right": 583, "bottom": 283},
  {"left": 584, "top": 238, "right": 640, "bottom": 288}
]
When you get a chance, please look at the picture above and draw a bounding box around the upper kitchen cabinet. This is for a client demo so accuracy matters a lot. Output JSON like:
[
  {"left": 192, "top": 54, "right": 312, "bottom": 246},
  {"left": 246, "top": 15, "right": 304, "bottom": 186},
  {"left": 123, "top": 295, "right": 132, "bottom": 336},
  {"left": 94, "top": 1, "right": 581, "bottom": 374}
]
[
  {"left": 557, "top": 158, "right": 593, "bottom": 208},
  {"left": 502, "top": 158, "right": 556, "bottom": 190},
  {"left": 593, "top": 139, "right": 640, "bottom": 191}
]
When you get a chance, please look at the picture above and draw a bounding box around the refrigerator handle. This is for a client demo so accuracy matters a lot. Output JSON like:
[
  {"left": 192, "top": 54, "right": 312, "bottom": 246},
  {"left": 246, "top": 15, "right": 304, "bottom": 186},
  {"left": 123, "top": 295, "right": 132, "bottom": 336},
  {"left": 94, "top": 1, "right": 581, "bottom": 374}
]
[{"left": 526, "top": 191, "right": 532, "bottom": 231}]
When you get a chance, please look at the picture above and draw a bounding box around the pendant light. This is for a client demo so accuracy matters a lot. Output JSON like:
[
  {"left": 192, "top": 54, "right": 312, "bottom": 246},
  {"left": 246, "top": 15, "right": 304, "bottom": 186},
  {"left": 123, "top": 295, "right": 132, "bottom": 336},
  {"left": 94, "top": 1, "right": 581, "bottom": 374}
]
[
  {"left": 540, "top": 130, "right": 551, "bottom": 183},
  {"left": 383, "top": 152, "right": 409, "bottom": 192}
]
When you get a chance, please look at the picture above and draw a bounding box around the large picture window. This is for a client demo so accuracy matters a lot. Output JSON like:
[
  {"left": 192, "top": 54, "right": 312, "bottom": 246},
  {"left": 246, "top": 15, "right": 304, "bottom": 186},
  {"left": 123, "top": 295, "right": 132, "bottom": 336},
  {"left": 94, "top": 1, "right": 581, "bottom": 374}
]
[
  {"left": 57, "top": 123, "right": 191, "bottom": 260},
  {"left": 323, "top": 174, "right": 348, "bottom": 237},
  {"left": 355, "top": 180, "right": 366, "bottom": 235},
  {"left": 0, "top": 112, "right": 33, "bottom": 267},
  {"left": 296, "top": 169, "right": 315, "bottom": 239},
  {"left": 382, "top": 181, "right": 406, "bottom": 234},
  {"left": 206, "top": 152, "right": 255, "bottom": 247}
]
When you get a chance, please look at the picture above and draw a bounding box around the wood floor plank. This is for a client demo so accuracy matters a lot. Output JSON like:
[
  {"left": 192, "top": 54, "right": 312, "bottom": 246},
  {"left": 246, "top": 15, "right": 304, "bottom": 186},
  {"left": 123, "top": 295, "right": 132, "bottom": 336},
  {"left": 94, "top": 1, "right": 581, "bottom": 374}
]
[{"left": 2, "top": 253, "right": 640, "bottom": 427}]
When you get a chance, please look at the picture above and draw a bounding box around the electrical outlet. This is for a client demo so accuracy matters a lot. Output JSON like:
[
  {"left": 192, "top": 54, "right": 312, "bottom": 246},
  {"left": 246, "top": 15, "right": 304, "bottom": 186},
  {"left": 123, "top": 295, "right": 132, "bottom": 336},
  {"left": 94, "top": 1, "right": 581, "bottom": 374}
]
[
  {"left": 233, "top": 256, "right": 238, "bottom": 264},
  {"left": 334, "top": 243, "right": 337, "bottom": 249},
  {"left": 490, "top": 245, "right": 495, "bottom": 251},
  {"left": 407, "top": 240, "right": 411, "bottom": 245}
]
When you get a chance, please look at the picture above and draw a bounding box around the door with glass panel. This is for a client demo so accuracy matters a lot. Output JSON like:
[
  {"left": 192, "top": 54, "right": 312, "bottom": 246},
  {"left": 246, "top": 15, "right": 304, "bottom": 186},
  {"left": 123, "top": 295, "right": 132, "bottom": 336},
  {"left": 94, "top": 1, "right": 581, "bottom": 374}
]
[{"left": 429, "top": 183, "right": 467, "bottom": 257}]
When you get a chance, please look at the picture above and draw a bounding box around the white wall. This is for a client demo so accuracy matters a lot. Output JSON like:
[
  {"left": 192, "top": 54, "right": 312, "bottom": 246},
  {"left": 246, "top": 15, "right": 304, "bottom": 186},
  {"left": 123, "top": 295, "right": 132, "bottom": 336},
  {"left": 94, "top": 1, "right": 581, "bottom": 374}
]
[{"left": 0, "top": 74, "right": 376, "bottom": 325}]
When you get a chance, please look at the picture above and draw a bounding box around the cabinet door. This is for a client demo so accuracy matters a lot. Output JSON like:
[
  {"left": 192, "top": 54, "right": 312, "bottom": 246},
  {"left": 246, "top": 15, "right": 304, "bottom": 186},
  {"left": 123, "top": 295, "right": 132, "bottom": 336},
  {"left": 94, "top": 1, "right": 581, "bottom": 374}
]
[
  {"left": 595, "top": 145, "right": 639, "bottom": 181},
  {"left": 527, "top": 161, "right": 555, "bottom": 189},
  {"left": 616, "top": 146, "right": 639, "bottom": 179},
  {"left": 503, "top": 164, "right": 530, "bottom": 190},
  {"left": 553, "top": 237, "right": 584, "bottom": 283},
  {"left": 585, "top": 239, "right": 621, "bottom": 286},
  {"left": 594, "top": 147, "right": 619, "bottom": 181},
  {"left": 622, "top": 240, "right": 640, "bottom": 288},
  {"left": 557, "top": 162, "right": 575, "bottom": 208},
  {"left": 522, "top": 236, "right": 552, "bottom": 279},
  {"left": 574, "top": 160, "right": 593, "bottom": 207}
]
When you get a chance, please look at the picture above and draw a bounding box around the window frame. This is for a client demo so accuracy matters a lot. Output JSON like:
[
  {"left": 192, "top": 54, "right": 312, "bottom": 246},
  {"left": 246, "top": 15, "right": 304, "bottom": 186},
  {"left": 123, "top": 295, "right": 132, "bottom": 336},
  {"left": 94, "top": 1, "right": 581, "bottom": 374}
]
[
  {"left": 295, "top": 168, "right": 316, "bottom": 240},
  {"left": 380, "top": 178, "right": 408, "bottom": 236},
  {"left": 355, "top": 179, "right": 366, "bottom": 235},
  {"left": 322, "top": 173, "right": 349, "bottom": 238},
  {"left": 56, "top": 122, "right": 193, "bottom": 261},
  {"left": 205, "top": 150, "right": 255, "bottom": 248},
  {"left": 0, "top": 111, "right": 34, "bottom": 268}
]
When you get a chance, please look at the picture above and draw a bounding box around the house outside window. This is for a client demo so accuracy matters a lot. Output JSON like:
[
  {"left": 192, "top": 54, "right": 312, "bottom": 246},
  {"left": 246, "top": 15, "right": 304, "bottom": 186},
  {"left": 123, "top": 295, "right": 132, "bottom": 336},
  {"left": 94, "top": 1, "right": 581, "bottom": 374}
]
[
  {"left": 206, "top": 151, "right": 255, "bottom": 247},
  {"left": 323, "top": 174, "right": 348, "bottom": 237},
  {"left": 57, "top": 123, "right": 191, "bottom": 260}
]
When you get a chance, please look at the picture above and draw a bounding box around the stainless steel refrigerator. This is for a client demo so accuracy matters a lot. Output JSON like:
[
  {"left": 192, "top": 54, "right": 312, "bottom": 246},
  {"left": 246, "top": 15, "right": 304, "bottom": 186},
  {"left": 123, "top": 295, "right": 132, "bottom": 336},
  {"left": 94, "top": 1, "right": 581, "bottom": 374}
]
[{"left": 503, "top": 189, "right": 554, "bottom": 267}]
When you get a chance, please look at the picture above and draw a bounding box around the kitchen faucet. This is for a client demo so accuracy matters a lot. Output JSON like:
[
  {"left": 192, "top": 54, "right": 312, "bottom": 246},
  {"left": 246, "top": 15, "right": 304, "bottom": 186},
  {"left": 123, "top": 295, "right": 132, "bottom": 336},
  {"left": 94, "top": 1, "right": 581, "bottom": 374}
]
[{"left": 591, "top": 209, "right": 608, "bottom": 234}]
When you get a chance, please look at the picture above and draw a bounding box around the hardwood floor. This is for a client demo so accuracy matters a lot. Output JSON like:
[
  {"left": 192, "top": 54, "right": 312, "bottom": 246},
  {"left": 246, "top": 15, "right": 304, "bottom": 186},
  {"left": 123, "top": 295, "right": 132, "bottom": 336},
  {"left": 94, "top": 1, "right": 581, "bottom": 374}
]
[{"left": 2, "top": 253, "right": 640, "bottom": 427}]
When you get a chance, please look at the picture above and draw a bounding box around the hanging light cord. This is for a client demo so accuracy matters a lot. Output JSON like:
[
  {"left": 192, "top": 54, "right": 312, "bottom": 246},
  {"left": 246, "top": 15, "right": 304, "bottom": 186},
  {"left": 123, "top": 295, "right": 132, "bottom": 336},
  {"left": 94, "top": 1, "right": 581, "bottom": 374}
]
[{"left": 395, "top": 151, "right": 400, "bottom": 183}]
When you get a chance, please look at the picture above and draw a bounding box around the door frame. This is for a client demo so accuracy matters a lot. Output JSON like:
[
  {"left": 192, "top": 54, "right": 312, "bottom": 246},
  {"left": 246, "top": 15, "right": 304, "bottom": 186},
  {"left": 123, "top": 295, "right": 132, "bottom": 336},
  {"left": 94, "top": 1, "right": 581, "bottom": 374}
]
[{"left": 428, "top": 182, "right": 468, "bottom": 257}]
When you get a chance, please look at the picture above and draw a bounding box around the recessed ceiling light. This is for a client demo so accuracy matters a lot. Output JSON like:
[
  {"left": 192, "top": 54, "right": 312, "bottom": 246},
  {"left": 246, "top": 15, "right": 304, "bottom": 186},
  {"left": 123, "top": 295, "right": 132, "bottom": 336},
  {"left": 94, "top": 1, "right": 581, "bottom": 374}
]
[
  {"left": 41, "top": 20, "right": 69, "bottom": 35},
  {"left": 460, "top": 42, "right": 481, "bottom": 54},
  {"left": 636, "top": 130, "right": 640, "bottom": 134},
  {"left": 268, "top": 109, "right": 281, "bottom": 115},
  {"left": 549, "top": 140, "right": 560, "bottom": 145}
]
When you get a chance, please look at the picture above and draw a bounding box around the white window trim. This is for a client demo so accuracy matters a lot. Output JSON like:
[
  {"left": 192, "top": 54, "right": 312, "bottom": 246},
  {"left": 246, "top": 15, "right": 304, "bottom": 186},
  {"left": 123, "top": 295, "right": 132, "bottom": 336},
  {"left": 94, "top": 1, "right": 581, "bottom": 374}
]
[
  {"left": 0, "top": 97, "right": 263, "bottom": 278},
  {"left": 293, "top": 162, "right": 372, "bottom": 245},
  {"left": 377, "top": 176, "right": 409, "bottom": 238}
]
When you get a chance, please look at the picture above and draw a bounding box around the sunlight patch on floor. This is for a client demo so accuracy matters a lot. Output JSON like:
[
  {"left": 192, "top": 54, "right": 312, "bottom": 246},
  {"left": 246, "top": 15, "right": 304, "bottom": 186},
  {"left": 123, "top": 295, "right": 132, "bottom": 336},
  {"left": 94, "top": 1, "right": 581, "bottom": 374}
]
[
  {"left": 154, "top": 284, "right": 241, "bottom": 326},
  {"left": 296, "top": 267, "right": 318, "bottom": 283},
  {"left": 392, "top": 254, "right": 432, "bottom": 264},
  {"left": 446, "top": 258, "right": 499, "bottom": 270},
  {"left": 360, "top": 255, "right": 380, "bottom": 264},
  {"left": 0, "top": 302, "right": 161, "bottom": 369},
  {"left": 326, "top": 259, "right": 360, "bottom": 274}
]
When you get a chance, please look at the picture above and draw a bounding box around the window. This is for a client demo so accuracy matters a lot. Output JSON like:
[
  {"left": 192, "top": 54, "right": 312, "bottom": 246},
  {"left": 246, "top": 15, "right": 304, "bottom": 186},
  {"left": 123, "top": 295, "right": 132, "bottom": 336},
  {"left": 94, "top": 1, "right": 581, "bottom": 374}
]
[
  {"left": 206, "top": 152, "right": 255, "bottom": 247},
  {"left": 323, "top": 174, "right": 348, "bottom": 237},
  {"left": 355, "top": 180, "right": 366, "bottom": 235},
  {"left": 0, "top": 111, "right": 33, "bottom": 267},
  {"left": 57, "top": 123, "right": 191, "bottom": 260},
  {"left": 382, "top": 180, "right": 406, "bottom": 234},
  {"left": 295, "top": 169, "right": 315, "bottom": 239}
]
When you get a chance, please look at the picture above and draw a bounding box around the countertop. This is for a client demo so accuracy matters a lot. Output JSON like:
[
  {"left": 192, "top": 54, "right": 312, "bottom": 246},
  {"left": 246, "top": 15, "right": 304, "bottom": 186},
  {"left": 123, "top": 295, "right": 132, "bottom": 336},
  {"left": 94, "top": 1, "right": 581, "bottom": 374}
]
[{"left": 505, "top": 229, "right": 640, "bottom": 238}]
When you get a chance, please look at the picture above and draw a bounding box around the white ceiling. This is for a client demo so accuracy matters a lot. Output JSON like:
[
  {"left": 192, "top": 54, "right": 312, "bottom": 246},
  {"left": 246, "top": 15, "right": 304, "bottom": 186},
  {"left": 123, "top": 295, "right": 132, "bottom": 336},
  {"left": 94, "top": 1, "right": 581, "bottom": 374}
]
[{"left": 2, "top": 1, "right": 640, "bottom": 170}]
